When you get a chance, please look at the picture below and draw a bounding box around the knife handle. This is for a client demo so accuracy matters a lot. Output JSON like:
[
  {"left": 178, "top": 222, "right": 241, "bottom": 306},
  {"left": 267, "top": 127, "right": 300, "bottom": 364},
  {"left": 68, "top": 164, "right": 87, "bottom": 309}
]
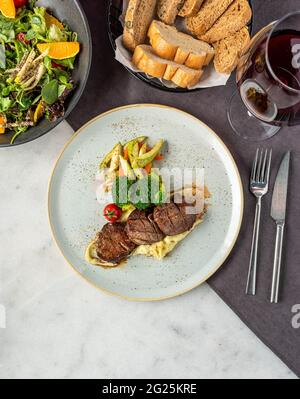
[{"left": 270, "top": 222, "right": 285, "bottom": 303}]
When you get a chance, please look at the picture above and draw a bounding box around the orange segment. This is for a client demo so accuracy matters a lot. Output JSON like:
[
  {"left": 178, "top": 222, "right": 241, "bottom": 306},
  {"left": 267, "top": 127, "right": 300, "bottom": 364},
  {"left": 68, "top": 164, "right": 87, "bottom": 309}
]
[
  {"left": 45, "top": 12, "right": 64, "bottom": 29},
  {"left": 36, "top": 42, "right": 80, "bottom": 60},
  {"left": 0, "top": 0, "right": 16, "bottom": 18},
  {"left": 0, "top": 115, "right": 6, "bottom": 134},
  {"left": 33, "top": 101, "right": 45, "bottom": 124}
]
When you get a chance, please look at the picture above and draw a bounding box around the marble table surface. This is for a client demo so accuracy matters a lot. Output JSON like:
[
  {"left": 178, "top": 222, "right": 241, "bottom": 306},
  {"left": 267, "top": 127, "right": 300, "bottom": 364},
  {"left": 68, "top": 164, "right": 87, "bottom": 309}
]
[{"left": 0, "top": 122, "right": 297, "bottom": 379}]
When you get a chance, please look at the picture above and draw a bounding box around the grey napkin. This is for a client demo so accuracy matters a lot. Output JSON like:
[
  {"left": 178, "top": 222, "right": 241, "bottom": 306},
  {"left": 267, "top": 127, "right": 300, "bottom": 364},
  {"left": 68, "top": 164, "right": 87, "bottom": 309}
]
[{"left": 67, "top": 0, "right": 300, "bottom": 377}]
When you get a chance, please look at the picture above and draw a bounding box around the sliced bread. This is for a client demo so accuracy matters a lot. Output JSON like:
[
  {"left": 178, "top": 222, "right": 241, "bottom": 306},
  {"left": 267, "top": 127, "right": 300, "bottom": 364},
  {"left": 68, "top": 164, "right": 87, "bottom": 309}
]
[
  {"left": 132, "top": 44, "right": 203, "bottom": 87},
  {"left": 186, "top": 0, "right": 234, "bottom": 36},
  {"left": 199, "top": 0, "right": 252, "bottom": 43},
  {"left": 123, "top": 0, "right": 157, "bottom": 52},
  {"left": 178, "top": 0, "right": 204, "bottom": 17},
  {"left": 157, "top": 0, "right": 185, "bottom": 25},
  {"left": 213, "top": 27, "right": 250, "bottom": 74},
  {"left": 148, "top": 20, "right": 215, "bottom": 69}
]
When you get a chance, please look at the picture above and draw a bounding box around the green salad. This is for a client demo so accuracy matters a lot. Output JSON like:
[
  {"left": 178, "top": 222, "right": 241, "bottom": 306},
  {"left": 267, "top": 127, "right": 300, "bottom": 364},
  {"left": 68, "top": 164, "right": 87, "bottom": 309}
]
[{"left": 0, "top": 0, "right": 80, "bottom": 143}]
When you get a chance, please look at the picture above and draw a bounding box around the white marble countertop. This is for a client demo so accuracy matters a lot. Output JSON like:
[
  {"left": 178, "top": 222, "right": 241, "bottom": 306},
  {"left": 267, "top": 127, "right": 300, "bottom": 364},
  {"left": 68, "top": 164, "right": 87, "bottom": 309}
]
[{"left": 0, "top": 122, "right": 297, "bottom": 379}]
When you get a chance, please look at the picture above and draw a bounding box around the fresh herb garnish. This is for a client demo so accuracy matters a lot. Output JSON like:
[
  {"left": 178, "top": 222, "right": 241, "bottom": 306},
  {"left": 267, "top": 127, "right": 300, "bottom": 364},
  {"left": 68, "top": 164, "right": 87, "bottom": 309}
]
[{"left": 112, "top": 174, "right": 166, "bottom": 210}]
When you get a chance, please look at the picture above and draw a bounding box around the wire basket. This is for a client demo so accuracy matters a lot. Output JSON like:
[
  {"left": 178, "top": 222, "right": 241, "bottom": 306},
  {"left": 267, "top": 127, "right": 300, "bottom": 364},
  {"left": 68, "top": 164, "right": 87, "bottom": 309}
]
[{"left": 107, "top": 0, "right": 253, "bottom": 93}]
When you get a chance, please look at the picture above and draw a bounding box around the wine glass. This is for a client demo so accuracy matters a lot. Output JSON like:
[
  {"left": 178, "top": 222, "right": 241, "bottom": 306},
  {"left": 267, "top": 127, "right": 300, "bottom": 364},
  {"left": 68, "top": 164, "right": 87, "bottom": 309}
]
[{"left": 228, "top": 11, "right": 300, "bottom": 141}]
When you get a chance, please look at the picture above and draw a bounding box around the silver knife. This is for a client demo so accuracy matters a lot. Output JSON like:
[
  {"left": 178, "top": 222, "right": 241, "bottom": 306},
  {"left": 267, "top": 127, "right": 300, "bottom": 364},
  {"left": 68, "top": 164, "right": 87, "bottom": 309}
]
[{"left": 270, "top": 151, "right": 291, "bottom": 303}]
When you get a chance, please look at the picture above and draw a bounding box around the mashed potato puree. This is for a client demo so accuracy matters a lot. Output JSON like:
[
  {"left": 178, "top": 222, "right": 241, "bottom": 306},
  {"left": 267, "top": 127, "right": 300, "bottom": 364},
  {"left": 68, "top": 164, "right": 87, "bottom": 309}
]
[
  {"left": 85, "top": 217, "right": 204, "bottom": 267},
  {"left": 132, "top": 218, "right": 204, "bottom": 260}
]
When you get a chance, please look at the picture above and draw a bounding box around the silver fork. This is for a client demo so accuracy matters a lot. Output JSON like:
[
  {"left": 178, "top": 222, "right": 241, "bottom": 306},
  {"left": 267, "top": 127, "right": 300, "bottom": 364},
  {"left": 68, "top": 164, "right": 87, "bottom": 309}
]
[{"left": 246, "top": 148, "right": 272, "bottom": 296}]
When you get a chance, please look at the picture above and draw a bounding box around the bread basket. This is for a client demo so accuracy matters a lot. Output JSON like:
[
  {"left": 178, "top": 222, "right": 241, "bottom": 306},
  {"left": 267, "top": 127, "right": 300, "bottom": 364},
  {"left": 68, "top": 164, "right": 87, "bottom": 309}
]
[{"left": 107, "top": 0, "right": 253, "bottom": 92}]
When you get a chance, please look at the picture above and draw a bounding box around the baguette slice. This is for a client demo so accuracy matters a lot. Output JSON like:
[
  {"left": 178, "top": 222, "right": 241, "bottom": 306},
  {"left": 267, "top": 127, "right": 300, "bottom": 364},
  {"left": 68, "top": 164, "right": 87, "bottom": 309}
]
[
  {"left": 148, "top": 20, "right": 214, "bottom": 69},
  {"left": 170, "top": 65, "right": 203, "bottom": 87},
  {"left": 132, "top": 45, "right": 203, "bottom": 87},
  {"left": 213, "top": 27, "right": 250, "bottom": 74},
  {"left": 157, "top": 0, "right": 185, "bottom": 25},
  {"left": 178, "top": 0, "right": 204, "bottom": 17},
  {"left": 123, "top": 0, "right": 157, "bottom": 52},
  {"left": 133, "top": 45, "right": 167, "bottom": 78},
  {"left": 186, "top": 0, "right": 234, "bottom": 36},
  {"left": 199, "top": 0, "right": 252, "bottom": 43}
]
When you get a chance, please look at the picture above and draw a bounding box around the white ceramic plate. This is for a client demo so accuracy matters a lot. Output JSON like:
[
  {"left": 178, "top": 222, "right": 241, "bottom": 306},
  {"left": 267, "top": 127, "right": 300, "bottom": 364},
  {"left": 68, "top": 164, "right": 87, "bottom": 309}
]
[{"left": 48, "top": 105, "right": 244, "bottom": 301}]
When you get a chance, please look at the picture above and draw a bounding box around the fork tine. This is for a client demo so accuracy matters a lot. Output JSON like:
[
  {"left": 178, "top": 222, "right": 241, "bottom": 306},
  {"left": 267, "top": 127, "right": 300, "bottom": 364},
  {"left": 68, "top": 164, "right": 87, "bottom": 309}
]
[
  {"left": 260, "top": 149, "right": 268, "bottom": 182},
  {"left": 264, "top": 149, "right": 272, "bottom": 184},
  {"left": 256, "top": 148, "right": 263, "bottom": 182},
  {"left": 251, "top": 148, "right": 259, "bottom": 182}
]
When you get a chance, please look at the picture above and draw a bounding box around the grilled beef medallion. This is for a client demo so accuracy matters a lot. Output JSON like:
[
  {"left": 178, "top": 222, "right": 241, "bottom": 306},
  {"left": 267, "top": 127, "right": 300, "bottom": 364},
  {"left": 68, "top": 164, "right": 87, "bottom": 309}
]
[
  {"left": 95, "top": 223, "right": 136, "bottom": 264},
  {"left": 153, "top": 203, "right": 197, "bottom": 236},
  {"left": 125, "top": 209, "right": 165, "bottom": 245}
]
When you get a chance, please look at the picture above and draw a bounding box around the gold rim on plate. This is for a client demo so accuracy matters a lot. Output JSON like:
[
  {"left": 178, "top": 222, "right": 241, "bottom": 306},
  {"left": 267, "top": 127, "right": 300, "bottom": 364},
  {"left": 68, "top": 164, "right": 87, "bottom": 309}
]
[{"left": 48, "top": 104, "right": 244, "bottom": 302}]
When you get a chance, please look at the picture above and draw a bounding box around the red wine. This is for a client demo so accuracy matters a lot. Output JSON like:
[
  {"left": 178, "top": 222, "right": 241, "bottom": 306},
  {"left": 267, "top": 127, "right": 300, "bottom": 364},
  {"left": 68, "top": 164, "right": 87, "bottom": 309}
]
[
  {"left": 268, "top": 29, "right": 300, "bottom": 90},
  {"left": 238, "top": 29, "right": 300, "bottom": 126}
]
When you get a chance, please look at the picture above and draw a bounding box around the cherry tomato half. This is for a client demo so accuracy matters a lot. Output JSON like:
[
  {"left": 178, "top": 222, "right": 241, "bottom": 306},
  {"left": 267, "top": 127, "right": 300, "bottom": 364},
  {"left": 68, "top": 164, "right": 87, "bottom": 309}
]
[
  {"left": 51, "top": 61, "right": 65, "bottom": 71},
  {"left": 17, "top": 33, "right": 30, "bottom": 45},
  {"left": 14, "top": 0, "right": 28, "bottom": 8},
  {"left": 103, "top": 204, "right": 122, "bottom": 223}
]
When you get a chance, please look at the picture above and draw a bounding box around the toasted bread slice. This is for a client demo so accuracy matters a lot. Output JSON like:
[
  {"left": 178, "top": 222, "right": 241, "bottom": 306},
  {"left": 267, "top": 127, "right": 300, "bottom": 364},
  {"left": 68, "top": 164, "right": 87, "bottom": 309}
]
[
  {"left": 199, "top": 0, "right": 252, "bottom": 43},
  {"left": 148, "top": 20, "right": 214, "bottom": 69},
  {"left": 123, "top": 0, "right": 157, "bottom": 52},
  {"left": 133, "top": 45, "right": 167, "bottom": 78},
  {"left": 157, "top": 0, "right": 185, "bottom": 25},
  {"left": 132, "top": 44, "right": 203, "bottom": 87},
  {"left": 178, "top": 0, "right": 204, "bottom": 17},
  {"left": 170, "top": 65, "right": 203, "bottom": 87},
  {"left": 213, "top": 27, "right": 250, "bottom": 74},
  {"left": 186, "top": 0, "right": 234, "bottom": 36}
]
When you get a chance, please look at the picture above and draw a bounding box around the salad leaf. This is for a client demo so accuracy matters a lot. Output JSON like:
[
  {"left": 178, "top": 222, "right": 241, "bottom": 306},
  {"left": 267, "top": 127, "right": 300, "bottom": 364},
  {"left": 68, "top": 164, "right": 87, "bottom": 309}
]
[
  {"left": 48, "top": 25, "right": 67, "bottom": 42},
  {"left": 16, "top": 95, "right": 33, "bottom": 110},
  {"left": 43, "top": 55, "right": 52, "bottom": 70},
  {"left": 0, "top": 97, "right": 13, "bottom": 113},
  {"left": 0, "top": 0, "right": 79, "bottom": 143},
  {"left": 28, "top": 0, "right": 36, "bottom": 10},
  {"left": 0, "top": 19, "right": 15, "bottom": 42},
  {"left": 25, "top": 29, "right": 38, "bottom": 41},
  {"left": 42, "top": 79, "right": 59, "bottom": 105},
  {"left": 58, "top": 84, "right": 67, "bottom": 97},
  {"left": 30, "top": 8, "right": 47, "bottom": 36},
  {"left": 53, "top": 57, "right": 76, "bottom": 70},
  {"left": 0, "top": 44, "right": 6, "bottom": 69}
]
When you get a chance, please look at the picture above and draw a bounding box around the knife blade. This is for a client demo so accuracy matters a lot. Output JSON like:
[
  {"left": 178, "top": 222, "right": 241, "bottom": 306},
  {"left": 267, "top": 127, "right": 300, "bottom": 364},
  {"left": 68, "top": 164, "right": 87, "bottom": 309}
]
[
  {"left": 270, "top": 151, "right": 291, "bottom": 303},
  {"left": 271, "top": 151, "right": 290, "bottom": 222}
]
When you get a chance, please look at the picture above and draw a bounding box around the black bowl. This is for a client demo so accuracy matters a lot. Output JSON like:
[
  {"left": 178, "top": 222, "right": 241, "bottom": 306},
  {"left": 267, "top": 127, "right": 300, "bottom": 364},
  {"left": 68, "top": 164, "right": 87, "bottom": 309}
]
[
  {"left": 0, "top": 0, "right": 92, "bottom": 147},
  {"left": 108, "top": 0, "right": 253, "bottom": 93}
]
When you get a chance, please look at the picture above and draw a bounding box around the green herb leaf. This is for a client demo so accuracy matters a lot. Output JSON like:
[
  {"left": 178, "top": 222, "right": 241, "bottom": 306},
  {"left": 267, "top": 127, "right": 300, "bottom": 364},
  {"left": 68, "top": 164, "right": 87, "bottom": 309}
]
[
  {"left": 17, "top": 95, "right": 32, "bottom": 110},
  {"left": 58, "top": 84, "right": 66, "bottom": 97},
  {"left": 112, "top": 177, "right": 135, "bottom": 208},
  {"left": 42, "top": 79, "right": 59, "bottom": 105},
  {"left": 25, "top": 29, "right": 37, "bottom": 41},
  {"left": 0, "top": 96, "right": 13, "bottom": 112},
  {"left": 0, "top": 44, "right": 6, "bottom": 69},
  {"left": 32, "top": 16, "right": 42, "bottom": 25}
]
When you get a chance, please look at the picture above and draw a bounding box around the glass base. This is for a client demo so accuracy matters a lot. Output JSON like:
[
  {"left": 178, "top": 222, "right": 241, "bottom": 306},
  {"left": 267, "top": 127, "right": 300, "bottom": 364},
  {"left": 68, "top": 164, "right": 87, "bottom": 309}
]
[{"left": 227, "top": 90, "right": 281, "bottom": 141}]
